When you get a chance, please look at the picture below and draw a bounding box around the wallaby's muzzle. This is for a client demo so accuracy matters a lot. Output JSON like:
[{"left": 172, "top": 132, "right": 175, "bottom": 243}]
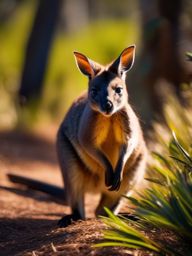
[{"left": 103, "top": 99, "right": 113, "bottom": 115}]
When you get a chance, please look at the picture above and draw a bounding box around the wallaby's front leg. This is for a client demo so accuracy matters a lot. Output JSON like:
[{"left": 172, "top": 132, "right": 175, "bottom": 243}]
[
  {"left": 109, "top": 134, "right": 139, "bottom": 191},
  {"left": 109, "top": 144, "right": 128, "bottom": 191},
  {"left": 95, "top": 149, "right": 114, "bottom": 188}
]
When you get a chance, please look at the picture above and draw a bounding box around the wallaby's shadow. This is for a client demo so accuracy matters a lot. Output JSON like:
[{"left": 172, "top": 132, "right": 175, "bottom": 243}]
[
  {"left": 0, "top": 217, "right": 73, "bottom": 256},
  {"left": 0, "top": 185, "right": 66, "bottom": 205},
  {"left": 0, "top": 130, "right": 57, "bottom": 166}
]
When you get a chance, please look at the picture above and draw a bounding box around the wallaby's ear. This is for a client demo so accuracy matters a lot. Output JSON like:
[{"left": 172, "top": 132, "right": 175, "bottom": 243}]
[
  {"left": 74, "top": 52, "right": 101, "bottom": 79},
  {"left": 109, "top": 45, "right": 136, "bottom": 80}
]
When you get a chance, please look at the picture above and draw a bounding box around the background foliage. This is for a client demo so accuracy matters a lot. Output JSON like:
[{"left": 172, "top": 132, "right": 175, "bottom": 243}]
[{"left": 0, "top": 1, "right": 139, "bottom": 129}]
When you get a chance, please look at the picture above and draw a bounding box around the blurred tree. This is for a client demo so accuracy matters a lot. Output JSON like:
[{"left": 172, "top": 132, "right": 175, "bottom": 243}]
[
  {"left": 60, "top": 0, "right": 89, "bottom": 33},
  {"left": 59, "top": 0, "right": 134, "bottom": 33},
  {"left": 128, "top": 0, "right": 191, "bottom": 125},
  {"left": 18, "top": 0, "right": 63, "bottom": 105},
  {"left": 145, "top": 0, "right": 189, "bottom": 113}
]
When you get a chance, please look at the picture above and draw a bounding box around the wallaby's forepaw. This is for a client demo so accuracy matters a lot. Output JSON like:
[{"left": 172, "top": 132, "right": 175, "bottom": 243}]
[
  {"left": 105, "top": 165, "right": 114, "bottom": 188},
  {"left": 105, "top": 171, "right": 113, "bottom": 188},
  {"left": 105, "top": 166, "right": 123, "bottom": 191},
  {"left": 108, "top": 172, "right": 122, "bottom": 191},
  {"left": 105, "top": 171, "right": 122, "bottom": 191},
  {"left": 109, "top": 175, "right": 121, "bottom": 191},
  {"left": 58, "top": 213, "right": 82, "bottom": 228}
]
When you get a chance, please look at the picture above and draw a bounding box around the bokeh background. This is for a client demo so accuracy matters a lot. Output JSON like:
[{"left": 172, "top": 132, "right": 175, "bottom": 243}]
[{"left": 0, "top": 0, "right": 192, "bottom": 131}]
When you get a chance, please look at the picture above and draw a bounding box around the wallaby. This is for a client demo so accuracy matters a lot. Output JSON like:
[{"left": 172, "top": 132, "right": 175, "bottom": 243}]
[{"left": 8, "top": 45, "right": 147, "bottom": 227}]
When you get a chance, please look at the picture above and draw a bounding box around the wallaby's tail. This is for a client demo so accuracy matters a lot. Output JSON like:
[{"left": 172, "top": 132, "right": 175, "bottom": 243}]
[{"left": 7, "top": 173, "right": 65, "bottom": 200}]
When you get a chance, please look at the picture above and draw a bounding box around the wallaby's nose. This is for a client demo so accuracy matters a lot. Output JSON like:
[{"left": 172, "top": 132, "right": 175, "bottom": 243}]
[{"left": 105, "top": 100, "right": 113, "bottom": 112}]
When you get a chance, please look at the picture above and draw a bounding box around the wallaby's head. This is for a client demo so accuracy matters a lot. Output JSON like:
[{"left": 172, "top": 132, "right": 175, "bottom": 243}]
[{"left": 74, "top": 45, "right": 135, "bottom": 116}]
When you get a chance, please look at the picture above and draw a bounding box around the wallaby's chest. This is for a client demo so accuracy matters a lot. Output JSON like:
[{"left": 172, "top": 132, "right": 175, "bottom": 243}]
[{"left": 94, "top": 115, "right": 126, "bottom": 168}]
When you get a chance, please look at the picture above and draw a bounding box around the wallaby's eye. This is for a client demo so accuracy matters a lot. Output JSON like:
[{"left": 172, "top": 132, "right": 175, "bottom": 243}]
[
  {"left": 115, "top": 87, "right": 122, "bottom": 94},
  {"left": 90, "top": 88, "right": 97, "bottom": 98}
]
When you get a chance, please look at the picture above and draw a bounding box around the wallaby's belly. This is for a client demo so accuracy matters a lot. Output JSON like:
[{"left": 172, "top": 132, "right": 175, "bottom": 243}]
[
  {"left": 68, "top": 132, "right": 122, "bottom": 193},
  {"left": 100, "top": 130, "right": 121, "bottom": 169},
  {"left": 77, "top": 113, "right": 125, "bottom": 174},
  {"left": 95, "top": 114, "right": 125, "bottom": 170}
]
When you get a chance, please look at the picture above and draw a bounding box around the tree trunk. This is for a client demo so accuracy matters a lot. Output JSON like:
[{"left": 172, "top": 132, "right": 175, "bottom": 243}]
[{"left": 18, "top": 0, "right": 63, "bottom": 105}]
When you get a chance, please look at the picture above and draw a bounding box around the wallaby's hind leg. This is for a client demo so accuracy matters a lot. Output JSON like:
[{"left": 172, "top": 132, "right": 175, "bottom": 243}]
[
  {"left": 58, "top": 193, "right": 84, "bottom": 227},
  {"left": 57, "top": 130, "right": 85, "bottom": 227},
  {"left": 95, "top": 193, "right": 121, "bottom": 216}
]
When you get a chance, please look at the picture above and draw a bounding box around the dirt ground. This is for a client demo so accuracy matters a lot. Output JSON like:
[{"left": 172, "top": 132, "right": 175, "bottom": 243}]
[
  {"left": 0, "top": 128, "right": 146, "bottom": 256},
  {"left": 0, "top": 127, "right": 189, "bottom": 256}
]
